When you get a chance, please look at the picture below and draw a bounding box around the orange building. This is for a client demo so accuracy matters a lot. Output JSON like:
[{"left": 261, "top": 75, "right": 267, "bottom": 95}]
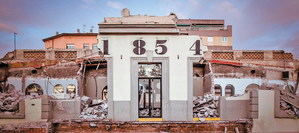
[{"left": 43, "top": 33, "right": 98, "bottom": 49}]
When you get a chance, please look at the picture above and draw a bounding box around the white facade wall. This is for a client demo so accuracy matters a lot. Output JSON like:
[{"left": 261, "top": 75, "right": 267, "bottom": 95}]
[
  {"left": 98, "top": 35, "right": 207, "bottom": 101},
  {"left": 214, "top": 78, "right": 262, "bottom": 96}
]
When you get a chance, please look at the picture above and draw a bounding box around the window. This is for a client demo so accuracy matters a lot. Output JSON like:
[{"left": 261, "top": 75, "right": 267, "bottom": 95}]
[
  {"left": 66, "top": 84, "right": 76, "bottom": 94},
  {"left": 102, "top": 86, "right": 108, "bottom": 100},
  {"left": 214, "top": 84, "right": 222, "bottom": 96},
  {"left": 207, "top": 37, "right": 213, "bottom": 42},
  {"left": 225, "top": 84, "right": 235, "bottom": 96},
  {"left": 222, "top": 37, "right": 228, "bottom": 42},
  {"left": 138, "top": 63, "right": 162, "bottom": 77},
  {"left": 26, "top": 83, "right": 43, "bottom": 95},
  {"left": 83, "top": 44, "right": 90, "bottom": 49},
  {"left": 53, "top": 84, "right": 64, "bottom": 94},
  {"left": 92, "top": 44, "right": 98, "bottom": 50},
  {"left": 66, "top": 44, "right": 75, "bottom": 49}
]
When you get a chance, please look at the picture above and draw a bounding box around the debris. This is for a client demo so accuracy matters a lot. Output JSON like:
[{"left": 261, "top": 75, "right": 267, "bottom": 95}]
[
  {"left": 139, "top": 108, "right": 161, "bottom": 117},
  {"left": 80, "top": 96, "right": 108, "bottom": 119},
  {"left": 280, "top": 100, "right": 299, "bottom": 117},
  {"left": 0, "top": 86, "right": 24, "bottom": 112},
  {"left": 139, "top": 109, "right": 149, "bottom": 117},
  {"left": 105, "top": 124, "right": 112, "bottom": 131},
  {"left": 193, "top": 94, "right": 219, "bottom": 118},
  {"left": 89, "top": 122, "right": 97, "bottom": 127},
  {"left": 81, "top": 96, "right": 91, "bottom": 108},
  {"left": 151, "top": 108, "right": 161, "bottom": 117}
]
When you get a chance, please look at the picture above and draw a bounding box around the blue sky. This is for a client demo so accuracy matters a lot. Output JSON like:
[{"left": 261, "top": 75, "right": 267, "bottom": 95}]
[{"left": 1, "top": 0, "right": 299, "bottom": 58}]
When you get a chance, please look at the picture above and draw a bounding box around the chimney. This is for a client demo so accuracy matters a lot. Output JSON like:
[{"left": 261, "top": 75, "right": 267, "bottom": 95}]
[
  {"left": 90, "top": 29, "right": 93, "bottom": 33},
  {"left": 121, "top": 8, "right": 130, "bottom": 17},
  {"left": 77, "top": 29, "right": 80, "bottom": 33},
  {"left": 56, "top": 31, "right": 59, "bottom": 35}
]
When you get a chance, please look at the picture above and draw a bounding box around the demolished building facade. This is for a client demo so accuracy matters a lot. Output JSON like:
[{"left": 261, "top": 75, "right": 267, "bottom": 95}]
[{"left": 0, "top": 8, "right": 299, "bottom": 132}]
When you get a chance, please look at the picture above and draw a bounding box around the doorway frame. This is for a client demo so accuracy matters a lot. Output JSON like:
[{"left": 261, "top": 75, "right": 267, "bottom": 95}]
[{"left": 131, "top": 57, "right": 169, "bottom": 121}]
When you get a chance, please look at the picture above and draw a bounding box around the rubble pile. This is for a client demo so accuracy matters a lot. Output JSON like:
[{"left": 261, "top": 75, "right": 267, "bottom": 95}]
[
  {"left": 139, "top": 108, "right": 161, "bottom": 117},
  {"left": 80, "top": 96, "right": 108, "bottom": 119},
  {"left": 280, "top": 100, "right": 299, "bottom": 117},
  {"left": 0, "top": 87, "right": 24, "bottom": 112},
  {"left": 193, "top": 94, "right": 219, "bottom": 118}
]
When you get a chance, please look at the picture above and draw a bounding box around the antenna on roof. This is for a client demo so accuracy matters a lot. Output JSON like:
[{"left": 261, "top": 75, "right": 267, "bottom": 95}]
[
  {"left": 83, "top": 25, "right": 86, "bottom": 33},
  {"left": 90, "top": 26, "right": 94, "bottom": 33}
]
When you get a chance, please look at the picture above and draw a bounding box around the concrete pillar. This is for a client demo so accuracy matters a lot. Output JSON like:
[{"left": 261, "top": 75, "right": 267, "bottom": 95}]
[
  {"left": 234, "top": 51, "right": 243, "bottom": 60},
  {"left": 47, "top": 50, "right": 55, "bottom": 60},
  {"left": 264, "top": 51, "right": 273, "bottom": 60},
  {"left": 15, "top": 50, "right": 24, "bottom": 60},
  {"left": 45, "top": 50, "right": 53, "bottom": 60},
  {"left": 249, "top": 90, "right": 258, "bottom": 119}
]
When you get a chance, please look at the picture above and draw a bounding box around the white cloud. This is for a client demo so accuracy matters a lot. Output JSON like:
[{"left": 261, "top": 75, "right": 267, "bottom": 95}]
[{"left": 106, "top": 1, "right": 124, "bottom": 9}]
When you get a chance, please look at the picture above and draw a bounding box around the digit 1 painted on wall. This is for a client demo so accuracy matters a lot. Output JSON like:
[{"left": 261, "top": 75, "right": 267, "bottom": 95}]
[
  {"left": 133, "top": 40, "right": 146, "bottom": 55},
  {"left": 103, "top": 40, "right": 109, "bottom": 55}
]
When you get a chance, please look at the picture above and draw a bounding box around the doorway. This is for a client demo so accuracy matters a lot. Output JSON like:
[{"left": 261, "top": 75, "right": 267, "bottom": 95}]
[{"left": 138, "top": 63, "right": 162, "bottom": 118}]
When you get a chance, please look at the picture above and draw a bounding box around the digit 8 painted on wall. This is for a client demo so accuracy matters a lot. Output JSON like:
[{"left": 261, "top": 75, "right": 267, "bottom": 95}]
[{"left": 133, "top": 40, "right": 146, "bottom": 55}]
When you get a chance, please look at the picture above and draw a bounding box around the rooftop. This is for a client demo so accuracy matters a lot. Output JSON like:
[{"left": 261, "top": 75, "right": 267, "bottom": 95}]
[
  {"left": 177, "top": 19, "right": 224, "bottom": 25},
  {"left": 42, "top": 33, "right": 97, "bottom": 42},
  {"left": 100, "top": 8, "right": 177, "bottom": 25}
]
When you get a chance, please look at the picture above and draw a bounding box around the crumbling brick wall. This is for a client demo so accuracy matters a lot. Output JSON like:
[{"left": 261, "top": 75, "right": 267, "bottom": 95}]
[{"left": 23, "top": 51, "right": 46, "bottom": 59}]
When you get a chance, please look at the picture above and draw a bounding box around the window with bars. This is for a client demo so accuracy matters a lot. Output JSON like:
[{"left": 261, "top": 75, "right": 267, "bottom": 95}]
[
  {"left": 66, "top": 44, "right": 75, "bottom": 49},
  {"left": 222, "top": 37, "right": 228, "bottom": 42},
  {"left": 53, "top": 84, "right": 64, "bottom": 94},
  {"left": 225, "top": 84, "right": 235, "bottom": 97}
]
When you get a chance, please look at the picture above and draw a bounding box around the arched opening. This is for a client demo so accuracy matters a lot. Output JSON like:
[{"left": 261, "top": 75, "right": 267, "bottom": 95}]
[
  {"left": 284, "top": 85, "right": 295, "bottom": 94},
  {"left": 67, "top": 84, "right": 76, "bottom": 99},
  {"left": 25, "top": 83, "right": 43, "bottom": 95},
  {"left": 214, "top": 84, "right": 222, "bottom": 96},
  {"left": 53, "top": 84, "right": 64, "bottom": 94},
  {"left": 66, "top": 84, "right": 76, "bottom": 94},
  {"left": 102, "top": 86, "right": 108, "bottom": 100},
  {"left": 245, "top": 84, "right": 260, "bottom": 93},
  {"left": 225, "top": 84, "right": 235, "bottom": 96}
]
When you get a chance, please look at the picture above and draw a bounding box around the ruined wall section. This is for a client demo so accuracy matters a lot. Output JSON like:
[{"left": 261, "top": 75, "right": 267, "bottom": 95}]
[
  {"left": 202, "top": 64, "right": 212, "bottom": 95},
  {"left": 4, "top": 62, "right": 81, "bottom": 99},
  {"left": 211, "top": 63, "right": 297, "bottom": 95},
  {"left": 204, "top": 50, "right": 298, "bottom": 96},
  {"left": 85, "top": 68, "right": 107, "bottom": 99}
]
